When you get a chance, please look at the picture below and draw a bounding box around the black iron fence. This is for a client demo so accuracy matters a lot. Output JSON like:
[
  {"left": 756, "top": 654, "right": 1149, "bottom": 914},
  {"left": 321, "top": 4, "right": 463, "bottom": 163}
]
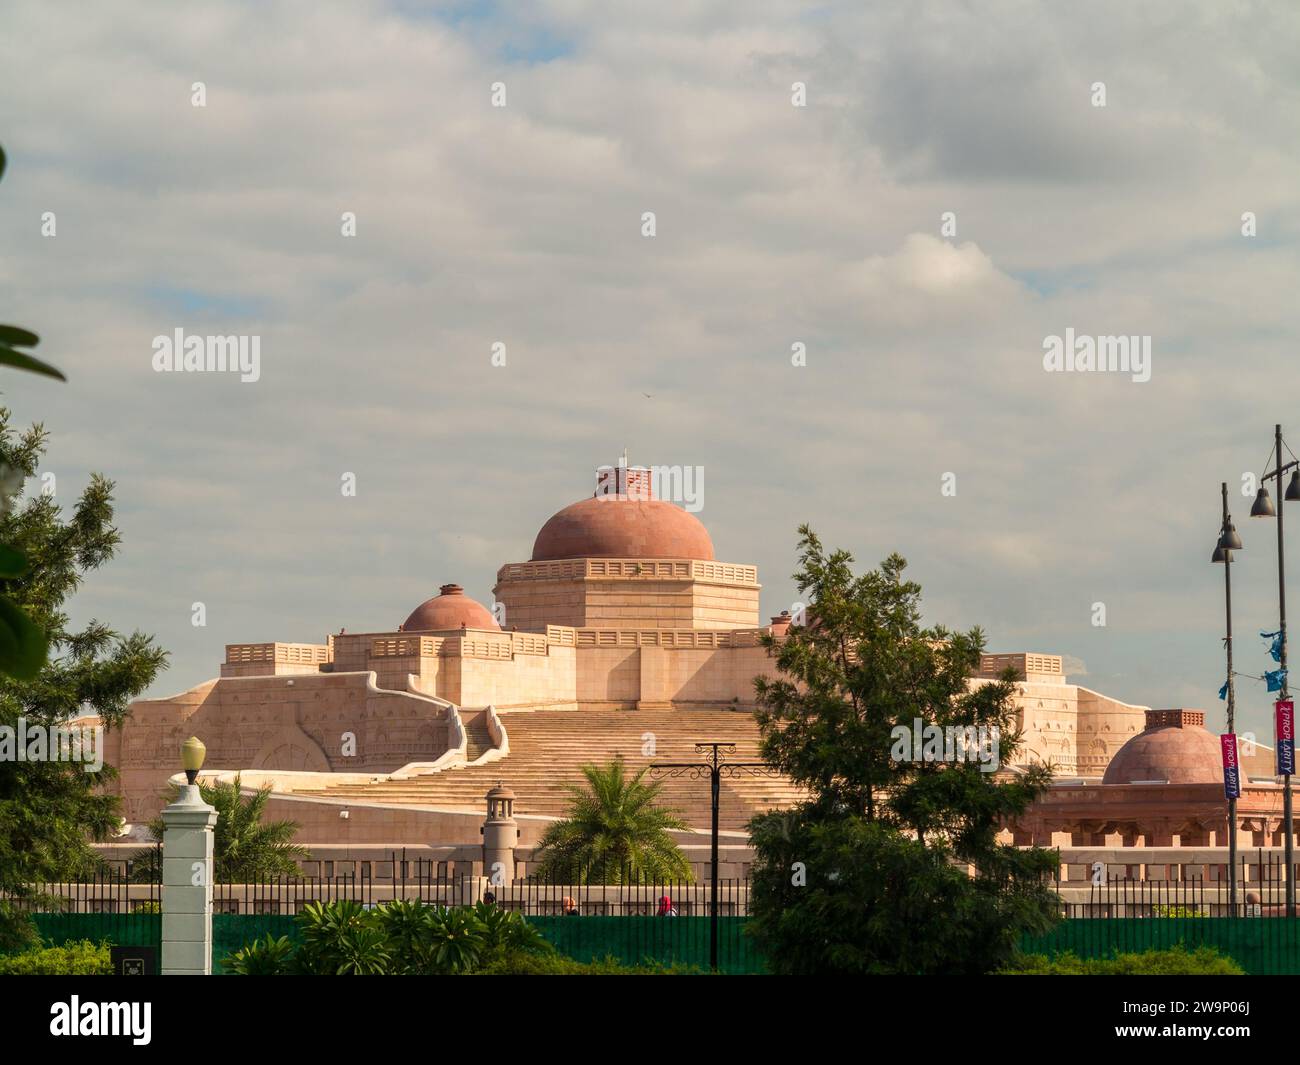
[
  {"left": 2, "top": 851, "right": 161, "bottom": 915},
  {"left": 208, "top": 853, "right": 749, "bottom": 916},
  {"left": 1057, "top": 849, "right": 1298, "bottom": 918},
  {"left": 1, "top": 852, "right": 162, "bottom": 960}
]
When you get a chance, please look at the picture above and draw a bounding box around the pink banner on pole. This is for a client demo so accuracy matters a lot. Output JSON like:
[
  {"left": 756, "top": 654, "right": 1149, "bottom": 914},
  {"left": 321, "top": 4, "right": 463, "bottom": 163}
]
[{"left": 1221, "top": 733, "right": 1241, "bottom": 799}]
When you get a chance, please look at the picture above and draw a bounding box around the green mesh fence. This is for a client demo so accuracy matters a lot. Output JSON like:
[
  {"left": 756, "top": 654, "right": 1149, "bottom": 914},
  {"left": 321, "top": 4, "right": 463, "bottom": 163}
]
[
  {"left": 1020, "top": 917, "right": 1300, "bottom": 975},
  {"left": 28, "top": 912, "right": 160, "bottom": 951},
  {"left": 209, "top": 913, "right": 763, "bottom": 974},
  {"left": 212, "top": 914, "right": 300, "bottom": 974},
  {"left": 529, "top": 916, "right": 764, "bottom": 974},
  {"left": 26, "top": 911, "right": 1299, "bottom": 976}
]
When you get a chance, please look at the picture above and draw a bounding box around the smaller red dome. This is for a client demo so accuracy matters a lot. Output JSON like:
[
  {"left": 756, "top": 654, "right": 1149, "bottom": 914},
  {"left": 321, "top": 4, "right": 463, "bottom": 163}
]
[
  {"left": 1102, "top": 709, "right": 1222, "bottom": 785},
  {"left": 402, "top": 584, "right": 500, "bottom": 632}
]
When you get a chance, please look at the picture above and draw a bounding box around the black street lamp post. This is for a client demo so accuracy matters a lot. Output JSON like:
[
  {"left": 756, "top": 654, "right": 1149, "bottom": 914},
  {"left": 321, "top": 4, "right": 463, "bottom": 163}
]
[
  {"left": 1252, "top": 423, "right": 1300, "bottom": 916},
  {"left": 1213, "top": 480, "right": 1243, "bottom": 913},
  {"left": 650, "top": 742, "right": 778, "bottom": 971}
]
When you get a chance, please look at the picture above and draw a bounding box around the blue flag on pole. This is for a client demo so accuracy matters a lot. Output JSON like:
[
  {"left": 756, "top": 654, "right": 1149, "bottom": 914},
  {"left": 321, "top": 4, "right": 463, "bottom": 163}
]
[
  {"left": 1267, "top": 668, "right": 1288, "bottom": 693},
  {"left": 1262, "top": 630, "right": 1285, "bottom": 663},
  {"left": 1219, "top": 681, "right": 1229, "bottom": 701}
]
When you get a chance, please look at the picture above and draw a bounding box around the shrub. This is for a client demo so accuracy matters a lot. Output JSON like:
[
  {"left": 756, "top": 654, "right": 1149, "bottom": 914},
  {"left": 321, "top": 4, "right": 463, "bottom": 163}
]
[
  {"left": 473, "top": 901, "right": 552, "bottom": 959},
  {"left": 225, "top": 899, "right": 554, "bottom": 975},
  {"left": 477, "top": 951, "right": 703, "bottom": 975},
  {"left": 0, "top": 939, "right": 112, "bottom": 975},
  {"left": 223, "top": 934, "right": 295, "bottom": 976},
  {"left": 294, "top": 900, "right": 391, "bottom": 975},
  {"left": 1000, "top": 946, "right": 1244, "bottom": 975}
]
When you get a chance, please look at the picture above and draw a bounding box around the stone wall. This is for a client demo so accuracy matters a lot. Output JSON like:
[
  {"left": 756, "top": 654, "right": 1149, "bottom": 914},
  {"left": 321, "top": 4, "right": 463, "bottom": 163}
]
[{"left": 108, "top": 672, "right": 455, "bottom": 827}]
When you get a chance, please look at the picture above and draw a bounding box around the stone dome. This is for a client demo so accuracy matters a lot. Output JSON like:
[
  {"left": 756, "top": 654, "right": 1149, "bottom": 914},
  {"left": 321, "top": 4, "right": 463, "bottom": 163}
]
[
  {"left": 402, "top": 584, "right": 500, "bottom": 632},
  {"left": 531, "top": 496, "right": 715, "bottom": 562},
  {"left": 1101, "top": 709, "right": 1223, "bottom": 785}
]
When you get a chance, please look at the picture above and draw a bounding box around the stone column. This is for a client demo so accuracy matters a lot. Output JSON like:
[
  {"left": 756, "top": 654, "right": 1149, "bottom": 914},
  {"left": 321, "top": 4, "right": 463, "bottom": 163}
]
[
  {"left": 160, "top": 782, "right": 217, "bottom": 975},
  {"left": 482, "top": 783, "right": 519, "bottom": 888}
]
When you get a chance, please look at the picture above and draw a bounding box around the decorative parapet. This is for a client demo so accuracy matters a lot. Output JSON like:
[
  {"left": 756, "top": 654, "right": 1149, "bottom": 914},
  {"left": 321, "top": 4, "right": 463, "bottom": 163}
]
[
  {"left": 369, "top": 631, "right": 548, "bottom": 660},
  {"left": 546, "top": 625, "right": 576, "bottom": 646},
  {"left": 364, "top": 625, "right": 770, "bottom": 660},
  {"left": 509, "top": 632, "right": 549, "bottom": 655},
  {"left": 224, "top": 642, "right": 331, "bottom": 665},
  {"left": 976, "top": 652, "right": 1064, "bottom": 680},
  {"left": 371, "top": 636, "right": 444, "bottom": 658},
  {"left": 496, "top": 558, "right": 759, "bottom": 586},
  {"left": 568, "top": 628, "right": 754, "bottom": 649}
]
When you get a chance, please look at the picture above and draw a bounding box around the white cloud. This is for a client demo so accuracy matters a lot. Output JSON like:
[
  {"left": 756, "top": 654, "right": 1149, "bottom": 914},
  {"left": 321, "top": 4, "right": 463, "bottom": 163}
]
[{"left": 0, "top": 0, "right": 1297, "bottom": 742}]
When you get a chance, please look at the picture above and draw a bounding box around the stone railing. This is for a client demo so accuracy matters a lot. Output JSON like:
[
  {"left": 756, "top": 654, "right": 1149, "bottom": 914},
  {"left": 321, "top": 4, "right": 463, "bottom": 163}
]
[
  {"left": 571, "top": 628, "right": 739, "bottom": 649},
  {"left": 225, "top": 642, "right": 331, "bottom": 665},
  {"left": 369, "top": 631, "right": 546, "bottom": 659},
  {"left": 976, "top": 652, "right": 1063, "bottom": 679},
  {"left": 363, "top": 625, "right": 766, "bottom": 659},
  {"left": 495, "top": 558, "right": 758, "bottom": 586},
  {"left": 545, "top": 625, "right": 577, "bottom": 646},
  {"left": 370, "top": 636, "right": 443, "bottom": 658}
]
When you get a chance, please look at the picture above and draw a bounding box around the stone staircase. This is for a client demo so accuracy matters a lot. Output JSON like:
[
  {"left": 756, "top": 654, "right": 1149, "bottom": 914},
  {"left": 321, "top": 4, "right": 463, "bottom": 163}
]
[
  {"left": 461, "top": 709, "right": 495, "bottom": 763},
  {"left": 292, "top": 708, "right": 805, "bottom": 834}
]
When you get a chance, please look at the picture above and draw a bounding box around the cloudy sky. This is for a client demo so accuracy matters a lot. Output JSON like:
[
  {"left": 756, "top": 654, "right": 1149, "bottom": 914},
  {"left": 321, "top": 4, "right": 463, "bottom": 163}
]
[{"left": 2, "top": 1, "right": 1299, "bottom": 740}]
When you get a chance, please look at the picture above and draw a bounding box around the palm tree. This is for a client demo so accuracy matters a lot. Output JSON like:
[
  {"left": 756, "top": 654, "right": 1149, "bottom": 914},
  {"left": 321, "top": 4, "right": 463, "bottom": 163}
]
[
  {"left": 532, "top": 757, "right": 693, "bottom": 884},
  {"left": 132, "top": 775, "right": 305, "bottom": 882}
]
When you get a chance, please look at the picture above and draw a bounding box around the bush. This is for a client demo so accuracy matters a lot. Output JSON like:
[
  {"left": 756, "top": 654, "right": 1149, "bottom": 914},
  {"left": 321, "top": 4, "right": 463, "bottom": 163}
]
[
  {"left": 224, "top": 899, "right": 555, "bottom": 975},
  {"left": 223, "top": 934, "right": 295, "bottom": 975},
  {"left": 0, "top": 940, "right": 112, "bottom": 975},
  {"left": 477, "top": 951, "right": 703, "bottom": 975},
  {"left": 1000, "top": 946, "right": 1244, "bottom": 975},
  {"left": 294, "top": 899, "right": 392, "bottom": 975}
]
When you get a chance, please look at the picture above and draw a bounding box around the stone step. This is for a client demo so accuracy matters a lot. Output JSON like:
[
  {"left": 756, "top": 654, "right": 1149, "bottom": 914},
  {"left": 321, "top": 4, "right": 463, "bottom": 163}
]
[{"left": 288, "top": 707, "right": 804, "bottom": 831}]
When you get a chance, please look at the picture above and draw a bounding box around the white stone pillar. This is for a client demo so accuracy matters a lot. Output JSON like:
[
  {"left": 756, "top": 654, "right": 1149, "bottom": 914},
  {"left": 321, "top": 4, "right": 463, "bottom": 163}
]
[{"left": 160, "top": 783, "right": 217, "bottom": 975}]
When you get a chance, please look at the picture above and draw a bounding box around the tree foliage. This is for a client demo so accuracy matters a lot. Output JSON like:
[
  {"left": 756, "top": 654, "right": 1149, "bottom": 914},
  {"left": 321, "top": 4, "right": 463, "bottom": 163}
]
[
  {"left": 0, "top": 142, "right": 67, "bottom": 687},
  {"left": 747, "top": 525, "right": 1059, "bottom": 974},
  {"left": 133, "top": 774, "right": 306, "bottom": 883},
  {"left": 532, "top": 757, "right": 693, "bottom": 884},
  {"left": 0, "top": 408, "right": 167, "bottom": 950}
]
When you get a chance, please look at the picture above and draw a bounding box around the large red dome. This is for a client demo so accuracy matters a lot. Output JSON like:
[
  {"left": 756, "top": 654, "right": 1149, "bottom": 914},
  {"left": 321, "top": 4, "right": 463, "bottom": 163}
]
[
  {"left": 531, "top": 496, "right": 715, "bottom": 562},
  {"left": 402, "top": 584, "right": 500, "bottom": 632}
]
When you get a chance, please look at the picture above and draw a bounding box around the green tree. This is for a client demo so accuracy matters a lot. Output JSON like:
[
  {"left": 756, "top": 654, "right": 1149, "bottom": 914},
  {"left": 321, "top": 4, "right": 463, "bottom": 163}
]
[
  {"left": 531, "top": 757, "right": 693, "bottom": 884},
  {"left": 0, "top": 143, "right": 67, "bottom": 687},
  {"left": 0, "top": 409, "right": 167, "bottom": 950},
  {"left": 747, "top": 525, "right": 1059, "bottom": 975},
  {"left": 133, "top": 775, "right": 306, "bottom": 882}
]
